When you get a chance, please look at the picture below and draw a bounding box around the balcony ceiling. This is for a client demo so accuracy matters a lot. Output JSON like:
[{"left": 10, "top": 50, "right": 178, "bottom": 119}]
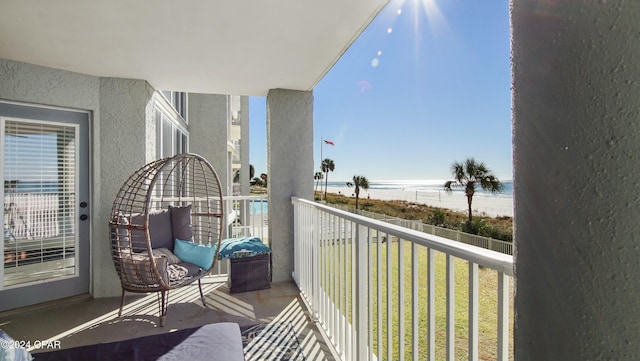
[{"left": 0, "top": 0, "right": 387, "bottom": 96}]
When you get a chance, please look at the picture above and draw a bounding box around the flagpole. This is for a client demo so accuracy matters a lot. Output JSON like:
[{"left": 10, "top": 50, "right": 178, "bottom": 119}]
[
  {"left": 319, "top": 137, "right": 324, "bottom": 199},
  {"left": 320, "top": 137, "right": 323, "bottom": 174}
]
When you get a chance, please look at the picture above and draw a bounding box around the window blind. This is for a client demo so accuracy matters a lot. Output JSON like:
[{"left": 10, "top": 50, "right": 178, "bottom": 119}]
[{"left": 3, "top": 119, "right": 78, "bottom": 287}]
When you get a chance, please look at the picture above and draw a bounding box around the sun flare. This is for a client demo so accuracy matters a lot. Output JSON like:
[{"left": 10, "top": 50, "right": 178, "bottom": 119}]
[{"left": 392, "top": 0, "right": 449, "bottom": 37}]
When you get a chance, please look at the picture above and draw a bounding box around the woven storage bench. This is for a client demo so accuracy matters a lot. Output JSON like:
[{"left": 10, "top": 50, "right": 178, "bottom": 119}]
[{"left": 229, "top": 253, "right": 271, "bottom": 293}]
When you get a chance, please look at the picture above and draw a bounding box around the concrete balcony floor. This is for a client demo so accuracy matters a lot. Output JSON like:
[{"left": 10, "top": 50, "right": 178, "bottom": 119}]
[{"left": 0, "top": 277, "right": 336, "bottom": 361}]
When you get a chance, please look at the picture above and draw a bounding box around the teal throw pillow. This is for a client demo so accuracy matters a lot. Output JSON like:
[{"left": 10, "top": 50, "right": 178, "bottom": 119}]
[{"left": 173, "top": 239, "right": 216, "bottom": 270}]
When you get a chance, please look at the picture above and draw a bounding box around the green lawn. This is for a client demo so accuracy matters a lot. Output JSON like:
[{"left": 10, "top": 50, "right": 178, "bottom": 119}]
[{"left": 320, "top": 239, "right": 514, "bottom": 361}]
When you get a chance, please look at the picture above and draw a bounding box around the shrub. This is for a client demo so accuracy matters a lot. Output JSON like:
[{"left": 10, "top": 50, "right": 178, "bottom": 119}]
[
  {"left": 460, "top": 220, "right": 483, "bottom": 234},
  {"left": 360, "top": 202, "right": 375, "bottom": 210},
  {"left": 459, "top": 219, "right": 513, "bottom": 242},
  {"left": 478, "top": 225, "right": 513, "bottom": 242},
  {"left": 320, "top": 191, "right": 513, "bottom": 241},
  {"left": 428, "top": 209, "right": 446, "bottom": 226}
]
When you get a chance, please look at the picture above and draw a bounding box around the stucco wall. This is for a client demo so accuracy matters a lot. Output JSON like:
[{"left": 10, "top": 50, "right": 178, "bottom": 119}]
[
  {"left": 0, "top": 58, "right": 104, "bottom": 296},
  {"left": 512, "top": 1, "right": 640, "bottom": 359},
  {"left": 0, "top": 59, "right": 160, "bottom": 299},
  {"left": 188, "top": 93, "right": 229, "bottom": 193},
  {"left": 267, "top": 89, "right": 314, "bottom": 282},
  {"left": 0, "top": 59, "right": 100, "bottom": 110},
  {"left": 96, "top": 78, "right": 155, "bottom": 297}
]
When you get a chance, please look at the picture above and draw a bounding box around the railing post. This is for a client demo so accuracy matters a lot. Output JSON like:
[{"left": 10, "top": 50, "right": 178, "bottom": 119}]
[
  {"left": 497, "top": 272, "right": 510, "bottom": 361},
  {"left": 311, "top": 203, "right": 320, "bottom": 322},
  {"left": 292, "top": 199, "right": 299, "bottom": 284},
  {"left": 427, "top": 248, "right": 436, "bottom": 361},
  {"left": 411, "top": 242, "right": 419, "bottom": 361},
  {"left": 469, "top": 262, "right": 479, "bottom": 361},
  {"left": 294, "top": 202, "right": 301, "bottom": 307},
  {"left": 446, "top": 254, "right": 455, "bottom": 361},
  {"left": 355, "top": 223, "right": 369, "bottom": 361},
  {"left": 398, "top": 238, "right": 405, "bottom": 361}
]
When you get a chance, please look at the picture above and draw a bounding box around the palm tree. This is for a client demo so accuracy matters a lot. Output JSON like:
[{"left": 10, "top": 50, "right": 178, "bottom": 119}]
[
  {"left": 444, "top": 158, "right": 502, "bottom": 223},
  {"left": 321, "top": 158, "right": 335, "bottom": 201},
  {"left": 314, "top": 171, "right": 324, "bottom": 193},
  {"left": 233, "top": 164, "right": 255, "bottom": 183},
  {"left": 252, "top": 177, "right": 264, "bottom": 187},
  {"left": 346, "top": 175, "right": 369, "bottom": 210}
]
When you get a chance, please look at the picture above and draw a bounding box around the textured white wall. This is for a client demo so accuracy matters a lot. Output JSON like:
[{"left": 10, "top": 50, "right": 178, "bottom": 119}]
[
  {"left": 96, "top": 78, "right": 155, "bottom": 297},
  {"left": 0, "top": 60, "right": 161, "bottom": 299},
  {"left": 188, "top": 93, "right": 230, "bottom": 194},
  {"left": 267, "top": 89, "right": 314, "bottom": 282},
  {"left": 512, "top": 1, "right": 640, "bottom": 359},
  {"left": 0, "top": 59, "right": 105, "bottom": 295},
  {"left": 0, "top": 59, "right": 100, "bottom": 109}
]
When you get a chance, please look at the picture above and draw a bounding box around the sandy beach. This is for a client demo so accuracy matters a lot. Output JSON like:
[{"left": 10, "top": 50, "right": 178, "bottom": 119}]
[{"left": 325, "top": 186, "right": 513, "bottom": 218}]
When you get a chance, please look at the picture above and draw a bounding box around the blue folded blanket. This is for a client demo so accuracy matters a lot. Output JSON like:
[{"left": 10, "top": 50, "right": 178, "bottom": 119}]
[{"left": 218, "top": 237, "right": 270, "bottom": 259}]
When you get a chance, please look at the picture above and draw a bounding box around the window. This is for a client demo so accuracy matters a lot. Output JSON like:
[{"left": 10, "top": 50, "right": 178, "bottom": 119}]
[
  {"left": 155, "top": 92, "right": 189, "bottom": 199},
  {"left": 3, "top": 119, "right": 78, "bottom": 286},
  {"left": 160, "top": 91, "right": 187, "bottom": 121},
  {"left": 155, "top": 93, "right": 188, "bottom": 160}
]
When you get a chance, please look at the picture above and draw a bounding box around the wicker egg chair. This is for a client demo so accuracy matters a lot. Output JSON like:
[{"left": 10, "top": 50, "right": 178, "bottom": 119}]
[{"left": 109, "top": 153, "right": 224, "bottom": 326}]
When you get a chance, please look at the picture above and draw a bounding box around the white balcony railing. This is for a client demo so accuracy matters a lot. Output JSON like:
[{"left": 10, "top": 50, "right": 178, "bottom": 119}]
[
  {"left": 223, "top": 195, "right": 268, "bottom": 243},
  {"left": 193, "top": 195, "right": 269, "bottom": 277},
  {"left": 292, "top": 197, "right": 514, "bottom": 361}
]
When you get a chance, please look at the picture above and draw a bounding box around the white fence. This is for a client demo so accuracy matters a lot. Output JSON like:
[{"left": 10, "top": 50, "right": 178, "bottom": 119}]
[
  {"left": 293, "top": 197, "right": 513, "bottom": 361},
  {"left": 332, "top": 204, "right": 513, "bottom": 255}
]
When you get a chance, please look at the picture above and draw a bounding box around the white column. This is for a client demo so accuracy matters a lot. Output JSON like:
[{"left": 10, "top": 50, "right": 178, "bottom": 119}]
[
  {"left": 240, "top": 96, "right": 251, "bottom": 196},
  {"left": 267, "top": 89, "right": 314, "bottom": 282},
  {"left": 188, "top": 93, "right": 230, "bottom": 194},
  {"left": 97, "top": 77, "right": 155, "bottom": 297},
  {"left": 512, "top": 1, "right": 640, "bottom": 359}
]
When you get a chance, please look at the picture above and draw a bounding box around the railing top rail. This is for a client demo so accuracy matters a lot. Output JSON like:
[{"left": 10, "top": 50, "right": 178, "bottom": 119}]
[
  {"left": 223, "top": 195, "right": 268, "bottom": 201},
  {"left": 292, "top": 197, "right": 514, "bottom": 276}
]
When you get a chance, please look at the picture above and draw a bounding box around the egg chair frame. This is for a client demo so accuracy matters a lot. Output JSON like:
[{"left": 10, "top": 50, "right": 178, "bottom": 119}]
[{"left": 109, "top": 153, "right": 224, "bottom": 326}]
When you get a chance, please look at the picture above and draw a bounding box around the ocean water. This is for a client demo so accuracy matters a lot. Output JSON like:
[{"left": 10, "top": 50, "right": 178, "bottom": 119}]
[
  {"left": 5, "top": 180, "right": 59, "bottom": 193},
  {"left": 325, "top": 179, "right": 513, "bottom": 198}
]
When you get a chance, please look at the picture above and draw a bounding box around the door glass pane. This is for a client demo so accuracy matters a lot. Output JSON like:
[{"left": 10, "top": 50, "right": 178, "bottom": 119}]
[{"left": 3, "top": 120, "right": 78, "bottom": 287}]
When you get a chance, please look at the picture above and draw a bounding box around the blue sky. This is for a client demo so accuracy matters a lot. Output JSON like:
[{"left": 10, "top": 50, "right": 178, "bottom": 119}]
[{"left": 250, "top": 0, "right": 511, "bottom": 182}]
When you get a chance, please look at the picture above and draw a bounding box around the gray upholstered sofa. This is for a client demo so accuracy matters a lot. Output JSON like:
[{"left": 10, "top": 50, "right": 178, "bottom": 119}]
[{"left": 28, "top": 322, "right": 245, "bottom": 361}]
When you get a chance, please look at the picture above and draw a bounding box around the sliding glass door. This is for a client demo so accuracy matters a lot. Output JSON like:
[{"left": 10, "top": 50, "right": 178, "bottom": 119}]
[{"left": 0, "top": 102, "right": 89, "bottom": 312}]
